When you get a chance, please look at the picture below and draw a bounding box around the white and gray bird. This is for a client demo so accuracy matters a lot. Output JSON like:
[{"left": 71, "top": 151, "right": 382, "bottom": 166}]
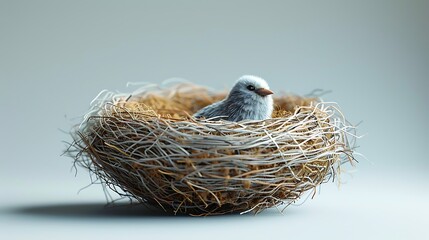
[{"left": 193, "top": 75, "right": 274, "bottom": 122}]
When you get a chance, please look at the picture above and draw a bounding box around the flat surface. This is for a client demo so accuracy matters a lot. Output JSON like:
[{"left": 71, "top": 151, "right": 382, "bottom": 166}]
[
  {"left": 1, "top": 165, "right": 428, "bottom": 240},
  {"left": 1, "top": 1, "right": 428, "bottom": 239}
]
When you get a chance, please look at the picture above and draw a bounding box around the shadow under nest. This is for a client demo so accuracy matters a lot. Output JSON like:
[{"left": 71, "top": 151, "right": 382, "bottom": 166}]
[{"left": 70, "top": 83, "right": 356, "bottom": 216}]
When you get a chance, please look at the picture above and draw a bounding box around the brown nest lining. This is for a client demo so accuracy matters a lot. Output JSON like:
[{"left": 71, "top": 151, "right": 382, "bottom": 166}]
[{"left": 70, "top": 83, "right": 356, "bottom": 216}]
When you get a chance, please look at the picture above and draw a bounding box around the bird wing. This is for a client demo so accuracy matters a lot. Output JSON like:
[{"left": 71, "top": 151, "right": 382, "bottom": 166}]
[{"left": 193, "top": 100, "right": 229, "bottom": 120}]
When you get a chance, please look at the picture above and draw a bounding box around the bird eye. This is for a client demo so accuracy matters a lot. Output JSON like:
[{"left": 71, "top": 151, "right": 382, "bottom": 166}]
[{"left": 247, "top": 85, "right": 255, "bottom": 91}]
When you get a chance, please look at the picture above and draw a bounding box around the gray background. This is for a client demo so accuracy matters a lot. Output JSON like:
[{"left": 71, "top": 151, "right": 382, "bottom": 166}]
[{"left": 1, "top": 1, "right": 428, "bottom": 239}]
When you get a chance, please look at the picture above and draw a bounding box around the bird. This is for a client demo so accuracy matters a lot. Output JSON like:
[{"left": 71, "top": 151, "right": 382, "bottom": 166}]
[{"left": 193, "top": 75, "right": 274, "bottom": 122}]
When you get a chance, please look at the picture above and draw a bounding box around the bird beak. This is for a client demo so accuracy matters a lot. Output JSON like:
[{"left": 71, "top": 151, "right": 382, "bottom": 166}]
[{"left": 255, "top": 88, "right": 274, "bottom": 96}]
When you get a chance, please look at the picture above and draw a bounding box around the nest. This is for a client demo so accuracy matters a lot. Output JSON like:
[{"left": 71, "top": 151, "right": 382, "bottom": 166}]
[{"left": 69, "top": 83, "right": 356, "bottom": 216}]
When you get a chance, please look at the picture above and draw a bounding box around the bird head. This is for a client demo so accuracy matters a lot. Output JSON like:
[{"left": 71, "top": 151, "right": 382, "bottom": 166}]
[{"left": 229, "top": 75, "right": 274, "bottom": 100}]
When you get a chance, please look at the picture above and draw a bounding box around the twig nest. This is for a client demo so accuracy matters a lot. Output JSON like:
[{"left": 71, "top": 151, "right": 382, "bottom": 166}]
[{"left": 70, "top": 83, "right": 356, "bottom": 216}]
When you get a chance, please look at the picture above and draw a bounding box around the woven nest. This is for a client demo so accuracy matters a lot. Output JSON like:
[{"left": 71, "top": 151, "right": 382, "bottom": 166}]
[{"left": 69, "top": 82, "right": 356, "bottom": 216}]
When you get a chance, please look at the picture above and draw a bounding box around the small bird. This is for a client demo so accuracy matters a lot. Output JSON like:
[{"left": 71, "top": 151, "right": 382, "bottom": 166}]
[{"left": 193, "top": 75, "right": 274, "bottom": 122}]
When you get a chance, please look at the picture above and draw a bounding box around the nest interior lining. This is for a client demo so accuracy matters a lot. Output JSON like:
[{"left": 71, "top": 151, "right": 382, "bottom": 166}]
[{"left": 70, "top": 83, "right": 355, "bottom": 216}]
